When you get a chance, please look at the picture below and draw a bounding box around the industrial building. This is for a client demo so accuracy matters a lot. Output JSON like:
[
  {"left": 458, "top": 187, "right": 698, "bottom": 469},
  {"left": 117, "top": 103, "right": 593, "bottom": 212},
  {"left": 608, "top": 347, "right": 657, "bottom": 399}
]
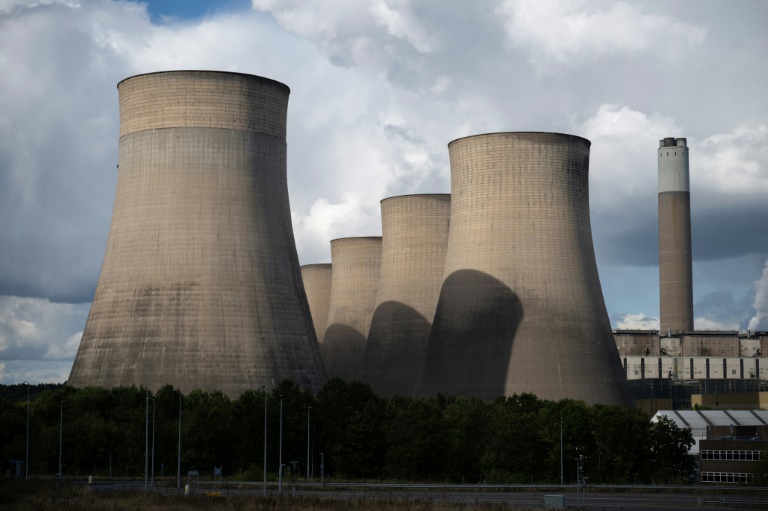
[
  {"left": 301, "top": 264, "right": 333, "bottom": 344},
  {"left": 71, "top": 69, "right": 754, "bottom": 406},
  {"left": 362, "top": 194, "right": 450, "bottom": 397},
  {"left": 653, "top": 410, "right": 768, "bottom": 484},
  {"left": 69, "top": 71, "right": 326, "bottom": 396},
  {"left": 615, "top": 137, "right": 768, "bottom": 410},
  {"left": 322, "top": 237, "right": 382, "bottom": 381},
  {"left": 415, "top": 132, "right": 630, "bottom": 405}
]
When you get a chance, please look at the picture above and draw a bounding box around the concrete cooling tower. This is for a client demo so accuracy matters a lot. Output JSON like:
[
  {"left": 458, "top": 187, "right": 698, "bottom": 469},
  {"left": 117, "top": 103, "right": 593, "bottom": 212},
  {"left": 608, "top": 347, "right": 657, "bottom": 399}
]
[
  {"left": 321, "top": 237, "right": 382, "bottom": 380},
  {"left": 416, "top": 132, "right": 630, "bottom": 405},
  {"left": 68, "top": 71, "right": 326, "bottom": 396},
  {"left": 362, "top": 194, "right": 450, "bottom": 397},
  {"left": 301, "top": 264, "right": 333, "bottom": 343},
  {"left": 659, "top": 137, "right": 693, "bottom": 335}
]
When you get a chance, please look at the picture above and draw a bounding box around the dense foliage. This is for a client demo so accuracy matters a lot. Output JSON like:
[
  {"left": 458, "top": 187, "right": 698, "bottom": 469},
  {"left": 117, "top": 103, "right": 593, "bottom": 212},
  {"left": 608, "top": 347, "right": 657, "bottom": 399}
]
[{"left": 0, "top": 379, "right": 694, "bottom": 484}]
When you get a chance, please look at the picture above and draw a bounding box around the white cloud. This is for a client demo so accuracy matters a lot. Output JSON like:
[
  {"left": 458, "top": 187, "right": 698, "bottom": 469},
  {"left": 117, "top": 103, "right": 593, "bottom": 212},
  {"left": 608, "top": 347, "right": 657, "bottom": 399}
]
[
  {"left": 0, "top": 360, "right": 74, "bottom": 384},
  {"left": 496, "top": 0, "right": 706, "bottom": 73},
  {"left": 370, "top": 0, "right": 436, "bottom": 53},
  {"left": 695, "top": 317, "right": 740, "bottom": 332},
  {"left": 695, "top": 124, "right": 768, "bottom": 196},
  {"left": 0, "top": 296, "right": 88, "bottom": 362},
  {"left": 617, "top": 313, "right": 659, "bottom": 330},
  {"left": 577, "top": 104, "right": 680, "bottom": 211}
]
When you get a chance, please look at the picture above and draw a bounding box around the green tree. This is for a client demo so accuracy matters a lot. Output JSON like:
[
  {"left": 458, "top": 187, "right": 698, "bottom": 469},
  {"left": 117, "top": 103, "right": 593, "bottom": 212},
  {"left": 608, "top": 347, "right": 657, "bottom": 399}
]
[{"left": 649, "top": 415, "right": 695, "bottom": 483}]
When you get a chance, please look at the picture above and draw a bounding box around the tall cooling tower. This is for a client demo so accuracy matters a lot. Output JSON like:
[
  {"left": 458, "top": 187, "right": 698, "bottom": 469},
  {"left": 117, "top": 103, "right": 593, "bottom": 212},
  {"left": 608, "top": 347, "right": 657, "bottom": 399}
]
[
  {"left": 68, "top": 71, "right": 326, "bottom": 396},
  {"left": 416, "top": 132, "right": 629, "bottom": 405},
  {"left": 362, "top": 194, "right": 450, "bottom": 396},
  {"left": 321, "top": 237, "right": 382, "bottom": 380},
  {"left": 301, "top": 264, "right": 332, "bottom": 343},
  {"left": 658, "top": 137, "right": 693, "bottom": 335}
]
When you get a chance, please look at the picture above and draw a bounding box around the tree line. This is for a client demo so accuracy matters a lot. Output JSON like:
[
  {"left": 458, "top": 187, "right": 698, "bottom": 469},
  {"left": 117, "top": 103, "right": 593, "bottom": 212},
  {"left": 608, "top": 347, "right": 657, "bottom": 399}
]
[{"left": 0, "top": 378, "right": 694, "bottom": 484}]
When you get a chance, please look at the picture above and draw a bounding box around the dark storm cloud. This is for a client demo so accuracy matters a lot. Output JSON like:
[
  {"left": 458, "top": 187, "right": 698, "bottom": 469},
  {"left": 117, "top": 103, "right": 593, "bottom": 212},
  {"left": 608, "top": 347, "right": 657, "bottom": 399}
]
[{"left": 595, "top": 202, "right": 768, "bottom": 268}]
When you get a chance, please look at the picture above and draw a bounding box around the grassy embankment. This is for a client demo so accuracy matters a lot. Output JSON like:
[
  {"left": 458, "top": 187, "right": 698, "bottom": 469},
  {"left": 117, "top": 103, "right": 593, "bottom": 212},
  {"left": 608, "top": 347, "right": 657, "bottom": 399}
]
[{"left": 0, "top": 480, "right": 539, "bottom": 511}]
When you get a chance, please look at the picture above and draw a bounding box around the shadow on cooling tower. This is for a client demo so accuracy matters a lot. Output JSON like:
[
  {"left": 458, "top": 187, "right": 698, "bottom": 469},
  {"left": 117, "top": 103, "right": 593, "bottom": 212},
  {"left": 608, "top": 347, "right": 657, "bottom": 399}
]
[
  {"left": 321, "top": 324, "right": 368, "bottom": 381},
  {"left": 417, "top": 269, "right": 523, "bottom": 400},
  {"left": 362, "top": 301, "right": 431, "bottom": 397}
]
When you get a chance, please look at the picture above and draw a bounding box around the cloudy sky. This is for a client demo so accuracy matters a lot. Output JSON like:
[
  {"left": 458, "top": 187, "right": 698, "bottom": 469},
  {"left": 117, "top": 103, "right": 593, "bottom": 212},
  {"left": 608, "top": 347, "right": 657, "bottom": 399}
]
[{"left": 1, "top": 0, "right": 766, "bottom": 384}]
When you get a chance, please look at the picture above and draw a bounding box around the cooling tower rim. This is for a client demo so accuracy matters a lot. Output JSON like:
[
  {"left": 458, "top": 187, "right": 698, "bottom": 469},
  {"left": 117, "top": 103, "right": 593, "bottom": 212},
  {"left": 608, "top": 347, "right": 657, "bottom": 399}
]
[
  {"left": 301, "top": 263, "right": 332, "bottom": 269},
  {"left": 380, "top": 193, "right": 450, "bottom": 204},
  {"left": 448, "top": 131, "right": 590, "bottom": 147},
  {"left": 330, "top": 236, "right": 383, "bottom": 243},
  {"left": 117, "top": 70, "right": 290, "bottom": 93}
]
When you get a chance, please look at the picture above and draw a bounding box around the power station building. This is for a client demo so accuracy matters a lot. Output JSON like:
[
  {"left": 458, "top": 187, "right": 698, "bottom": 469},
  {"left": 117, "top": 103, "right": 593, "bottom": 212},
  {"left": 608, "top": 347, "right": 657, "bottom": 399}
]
[
  {"left": 68, "top": 71, "right": 326, "bottom": 396},
  {"left": 321, "top": 237, "right": 382, "bottom": 381},
  {"left": 415, "top": 133, "right": 630, "bottom": 405},
  {"left": 301, "top": 264, "right": 333, "bottom": 344},
  {"left": 73, "top": 71, "right": 734, "bottom": 406},
  {"left": 615, "top": 137, "right": 768, "bottom": 411},
  {"left": 362, "top": 194, "right": 451, "bottom": 397}
]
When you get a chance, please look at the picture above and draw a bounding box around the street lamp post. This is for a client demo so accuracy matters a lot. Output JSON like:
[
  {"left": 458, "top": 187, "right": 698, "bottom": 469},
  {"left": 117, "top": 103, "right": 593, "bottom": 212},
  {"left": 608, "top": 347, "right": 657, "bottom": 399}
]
[
  {"left": 148, "top": 397, "right": 155, "bottom": 486},
  {"left": 278, "top": 395, "right": 283, "bottom": 494},
  {"left": 560, "top": 415, "right": 563, "bottom": 485},
  {"left": 306, "top": 406, "right": 311, "bottom": 479},
  {"left": 23, "top": 381, "right": 29, "bottom": 481},
  {"left": 177, "top": 389, "right": 182, "bottom": 490},
  {"left": 144, "top": 368, "right": 149, "bottom": 491},
  {"left": 58, "top": 401, "right": 63, "bottom": 482},
  {"left": 262, "top": 384, "right": 267, "bottom": 496}
]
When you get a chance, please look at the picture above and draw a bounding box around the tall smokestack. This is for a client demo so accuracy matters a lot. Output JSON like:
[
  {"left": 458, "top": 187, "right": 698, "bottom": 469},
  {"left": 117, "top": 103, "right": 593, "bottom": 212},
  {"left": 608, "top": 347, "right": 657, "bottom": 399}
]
[
  {"left": 416, "top": 132, "right": 629, "bottom": 405},
  {"left": 301, "top": 264, "right": 333, "bottom": 344},
  {"left": 322, "top": 237, "right": 382, "bottom": 380},
  {"left": 362, "top": 194, "right": 450, "bottom": 397},
  {"left": 658, "top": 137, "right": 693, "bottom": 334},
  {"left": 68, "top": 71, "right": 326, "bottom": 396}
]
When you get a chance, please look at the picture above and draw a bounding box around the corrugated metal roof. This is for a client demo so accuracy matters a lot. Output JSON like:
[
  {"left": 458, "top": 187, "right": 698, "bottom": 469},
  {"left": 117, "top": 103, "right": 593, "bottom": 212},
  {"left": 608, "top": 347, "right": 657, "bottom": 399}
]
[{"left": 653, "top": 410, "right": 768, "bottom": 428}]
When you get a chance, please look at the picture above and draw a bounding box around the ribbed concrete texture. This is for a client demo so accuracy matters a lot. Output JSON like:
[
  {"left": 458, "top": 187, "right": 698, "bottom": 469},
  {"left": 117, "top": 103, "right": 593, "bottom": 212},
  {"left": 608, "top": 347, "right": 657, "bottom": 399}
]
[
  {"left": 69, "top": 71, "right": 326, "bottom": 396},
  {"left": 362, "top": 194, "right": 450, "bottom": 396},
  {"left": 301, "top": 264, "right": 333, "bottom": 344},
  {"left": 659, "top": 137, "right": 693, "bottom": 335},
  {"left": 322, "top": 237, "right": 382, "bottom": 380},
  {"left": 416, "top": 132, "right": 630, "bottom": 405}
]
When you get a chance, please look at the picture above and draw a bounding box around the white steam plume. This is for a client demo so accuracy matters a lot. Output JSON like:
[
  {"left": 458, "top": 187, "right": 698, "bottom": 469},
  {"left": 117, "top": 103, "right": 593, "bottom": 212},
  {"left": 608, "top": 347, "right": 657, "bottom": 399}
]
[{"left": 748, "top": 258, "right": 768, "bottom": 331}]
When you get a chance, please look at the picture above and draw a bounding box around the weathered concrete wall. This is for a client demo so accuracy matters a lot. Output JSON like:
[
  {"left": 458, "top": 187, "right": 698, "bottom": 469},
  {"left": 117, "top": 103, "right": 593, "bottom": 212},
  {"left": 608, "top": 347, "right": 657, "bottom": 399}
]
[
  {"left": 301, "top": 264, "right": 333, "bottom": 344},
  {"left": 362, "top": 194, "right": 450, "bottom": 396},
  {"left": 68, "top": 71, "right": 326, "bottom": 396},
  {"left": 659, "top": 137, "right": 693, "bottom": 334},
  {"left": 416, "top": 132, "right": 630, "bottom": 405},
  {"left": 322, "top": 237, "right": 382, "bottom": 381}
]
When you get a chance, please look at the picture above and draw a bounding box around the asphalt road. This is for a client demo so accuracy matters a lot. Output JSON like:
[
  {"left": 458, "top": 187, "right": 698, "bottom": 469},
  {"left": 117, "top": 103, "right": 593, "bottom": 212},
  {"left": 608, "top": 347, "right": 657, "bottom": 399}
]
[{"left": 87, "top": 481, "right": 768, "bottom": 510}]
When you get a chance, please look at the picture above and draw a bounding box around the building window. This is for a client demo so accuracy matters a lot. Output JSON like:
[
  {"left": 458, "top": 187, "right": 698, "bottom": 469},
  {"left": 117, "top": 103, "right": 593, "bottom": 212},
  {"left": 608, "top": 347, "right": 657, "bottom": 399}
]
[
  {"left": 701, "top": 472, "right": 753, "bottom": 484},
  {"left": 700, "top": 450, "right": 765, "bottom": 461}
]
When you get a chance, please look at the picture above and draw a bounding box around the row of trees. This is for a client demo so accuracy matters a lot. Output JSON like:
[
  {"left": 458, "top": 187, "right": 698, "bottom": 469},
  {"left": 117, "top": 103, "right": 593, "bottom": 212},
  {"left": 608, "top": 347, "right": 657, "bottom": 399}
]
[{"left": 0, "top": 379, "right": 694, "bottom": 484}]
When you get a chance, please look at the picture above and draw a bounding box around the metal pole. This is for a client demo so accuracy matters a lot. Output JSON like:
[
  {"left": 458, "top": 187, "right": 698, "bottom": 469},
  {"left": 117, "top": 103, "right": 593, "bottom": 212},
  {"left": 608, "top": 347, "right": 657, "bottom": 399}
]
[
  {"left": 320, "top": 452, "right": 324, "bottom": 487},
  {"left": 278, "top": 396, "right": 283, "bottom": 494},
  {"left": 58, "top": 402, "right": 63, "bottom": 478},
  {"left": 177, "top": 389, "right": 182, "bottom": 490},
  {"left": 151, "top": 398, "right": 155, "bottom": 486},
  {"left": 23, "top": 381, "right": 29, "bottom": 481},
  {"left": 145, "top": 366, "right": 148, "bottom": 491},
  {"left": 263, "top": 385, "right": 267, "bottom": 496},
  {"left": 306, "top": 406, "right": 311, "bottom": 479},
  {"left": 560, "top": 415, "right": 563, "bottom": 485}
]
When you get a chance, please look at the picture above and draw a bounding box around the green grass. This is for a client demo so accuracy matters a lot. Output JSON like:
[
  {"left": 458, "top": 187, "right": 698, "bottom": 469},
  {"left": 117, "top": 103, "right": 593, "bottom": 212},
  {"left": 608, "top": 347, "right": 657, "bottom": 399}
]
[{"left": 0, "top": 480, "right": 539, "bottom": 511}]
